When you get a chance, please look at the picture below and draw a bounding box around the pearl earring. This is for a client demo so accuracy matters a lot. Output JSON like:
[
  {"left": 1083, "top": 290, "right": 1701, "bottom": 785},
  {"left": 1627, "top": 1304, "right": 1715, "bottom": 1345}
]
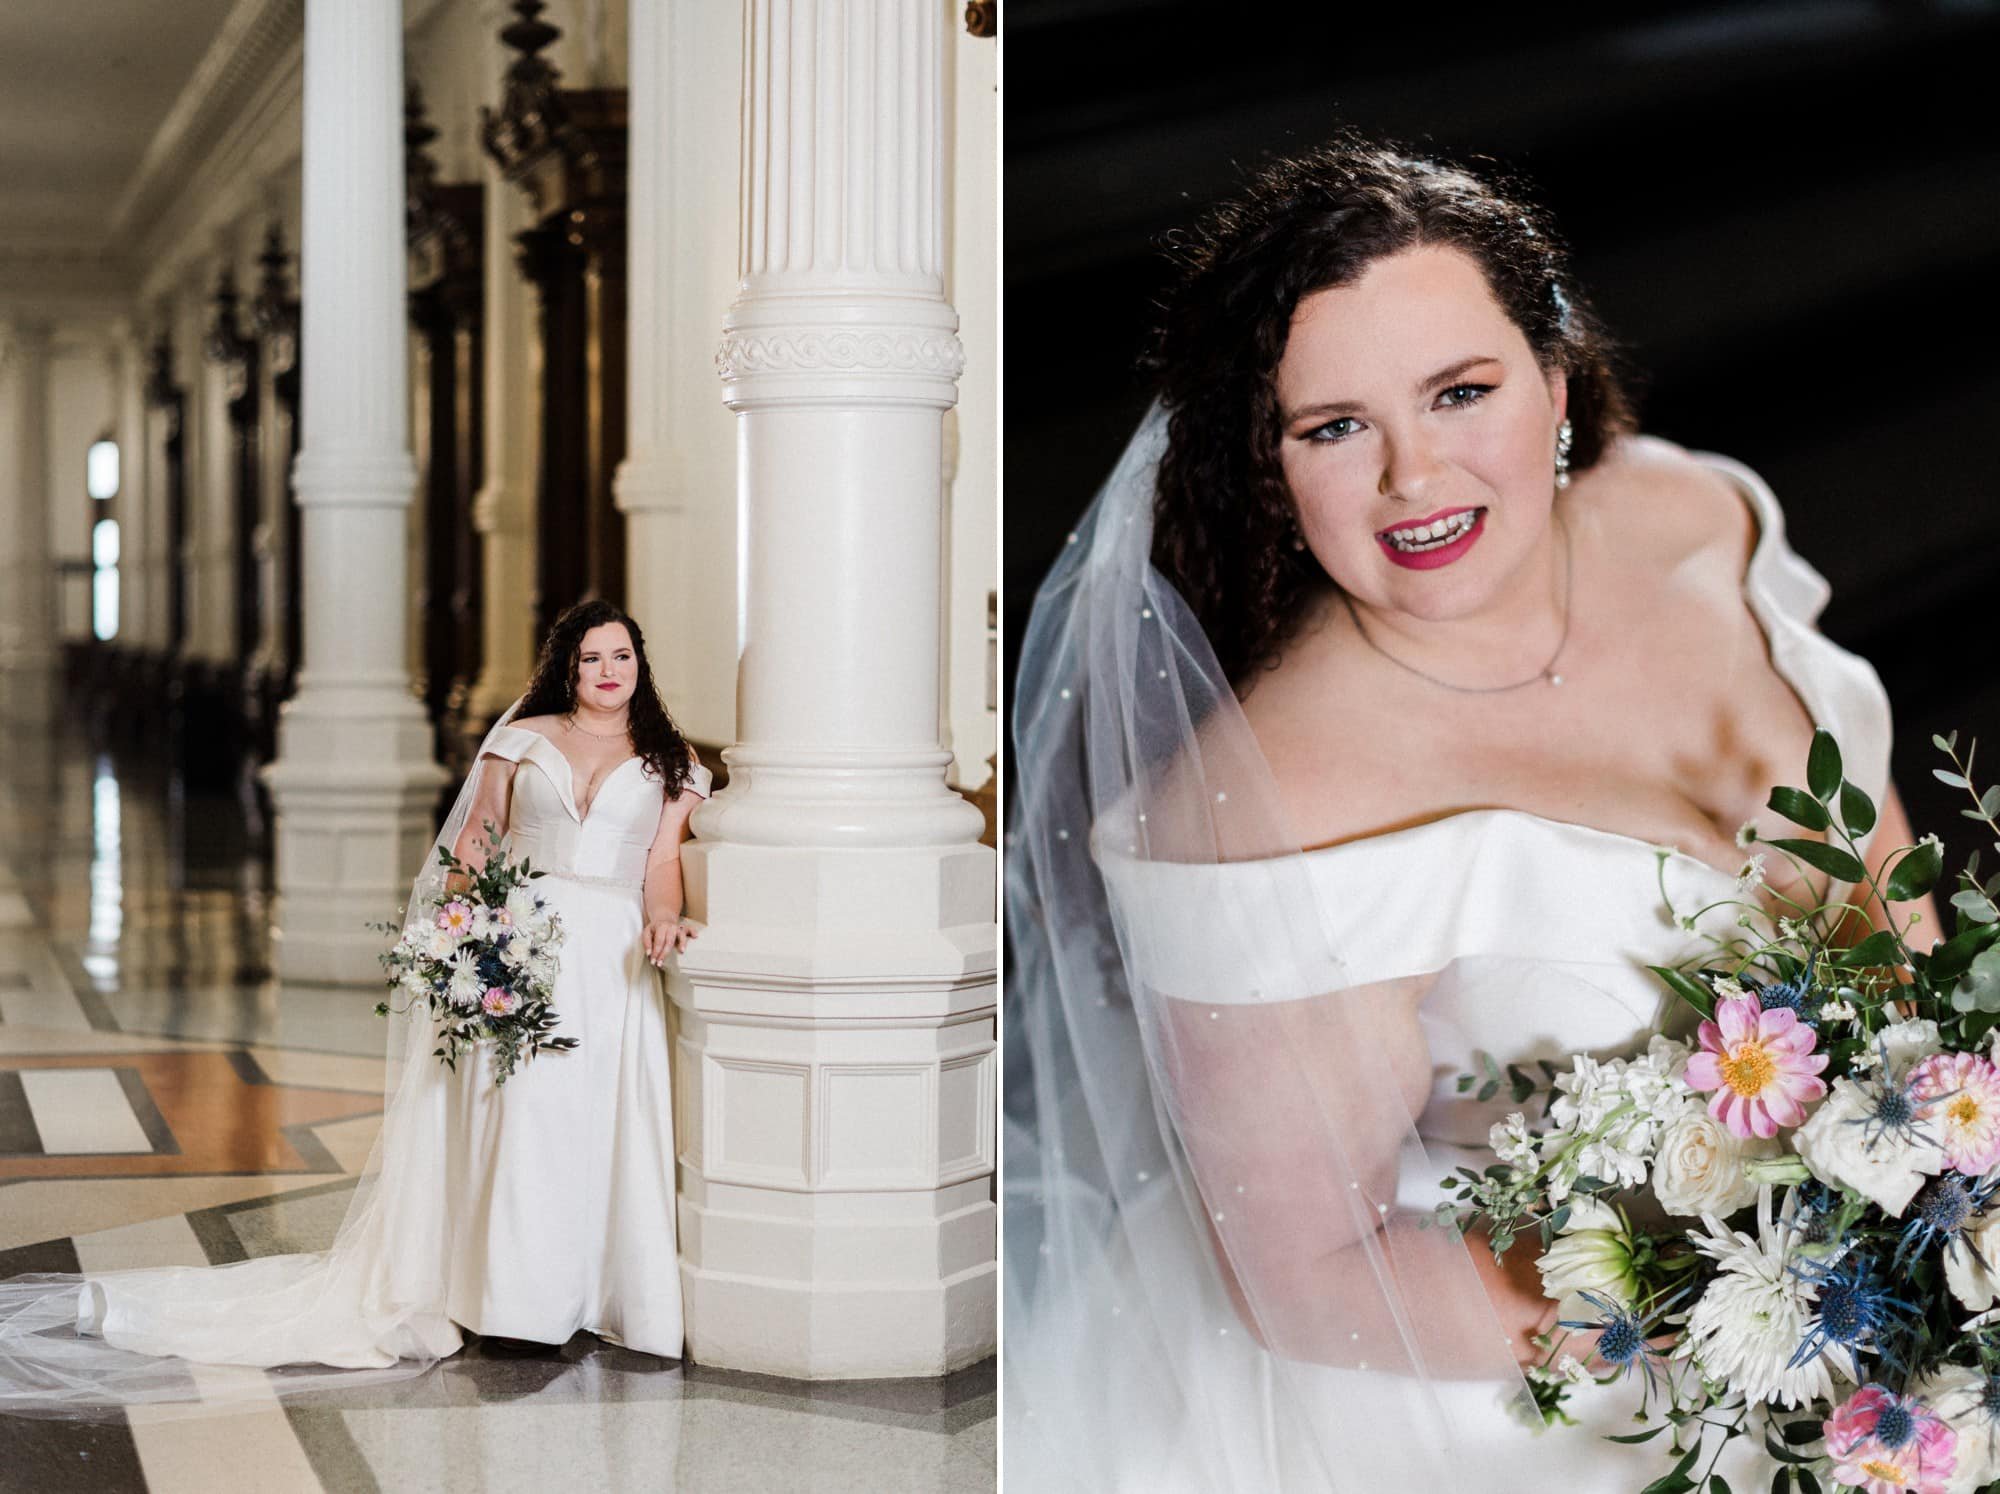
[{"left": 1554, "top": 419, "right": 1574, "bottom": 491}]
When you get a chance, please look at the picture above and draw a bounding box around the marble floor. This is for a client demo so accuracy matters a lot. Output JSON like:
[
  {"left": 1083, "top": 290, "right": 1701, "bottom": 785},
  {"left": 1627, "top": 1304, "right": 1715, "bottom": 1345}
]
[{"left": 0, "top": 714, "right": 994, "bottom": 1492}]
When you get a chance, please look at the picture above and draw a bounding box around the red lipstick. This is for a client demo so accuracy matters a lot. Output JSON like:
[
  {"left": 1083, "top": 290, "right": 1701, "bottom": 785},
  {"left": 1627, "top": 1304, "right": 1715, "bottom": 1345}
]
[{"left": 1376, "top": 507, "right": 1486, "bottom": 571}]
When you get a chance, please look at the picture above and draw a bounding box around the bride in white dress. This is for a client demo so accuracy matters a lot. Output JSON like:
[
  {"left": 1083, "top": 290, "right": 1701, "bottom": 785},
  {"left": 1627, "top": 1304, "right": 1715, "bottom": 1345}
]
[
  {"left": 1004, "top": 136, "right": 1932, "bottom": 1490},
  {"left": 0, "top": 599, "right": 706, "bottom": 1414}
]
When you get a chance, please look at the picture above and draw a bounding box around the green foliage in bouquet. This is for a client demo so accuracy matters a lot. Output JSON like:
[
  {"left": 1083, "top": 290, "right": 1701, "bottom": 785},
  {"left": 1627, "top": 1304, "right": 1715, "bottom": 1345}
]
[
  {"left": 1426, "top": 729, "right": 2000, "bottom": 1493},
  {"left": 372, "top": 820, "right": 577, "bottom": 1085}
]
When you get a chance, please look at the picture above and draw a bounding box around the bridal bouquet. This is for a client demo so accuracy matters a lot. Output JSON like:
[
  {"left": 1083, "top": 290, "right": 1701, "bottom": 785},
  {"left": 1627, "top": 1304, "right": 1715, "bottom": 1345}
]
[
  {"left": 373, "top": 820, "right": 576, "bottom": 1084},
  {"left": 1438, "top": 729, "right": 2000, "bottom": 1494}
]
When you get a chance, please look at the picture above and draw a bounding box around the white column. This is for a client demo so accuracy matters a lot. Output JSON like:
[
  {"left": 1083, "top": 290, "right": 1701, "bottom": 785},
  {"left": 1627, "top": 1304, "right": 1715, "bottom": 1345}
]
[
  {"left": 616, "top": 0, "right": 739, "bottom": 735},
  {"left": 261, "top": 0, "right": 447, "bottom": 986},
  {"left": 0, "top": 323, "right": 56, "bottom": 724},
  {"left": 465, "top": 20, "right": 539, "bottom": 728},
  {"left": 672, "top": 0, "right": 996, "bottom": 1380}
]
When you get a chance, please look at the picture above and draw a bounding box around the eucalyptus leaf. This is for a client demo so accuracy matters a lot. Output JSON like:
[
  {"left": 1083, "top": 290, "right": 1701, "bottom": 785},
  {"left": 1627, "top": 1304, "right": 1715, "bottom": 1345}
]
[
  {"left": 1953, "top": 889, "right": 2000, "bottom": 925},
  {"left": 1763, "top": 837, "right": 1868, "bottom": 886},
  {"left": 1956, "top": 946, "right": 2000, "bottom": 1015},
  {"left": 1887, "top": 838, "right": 1944, "bottom": 902},
  {"left": 1932, "top": 920, "right": 2000, "bottom": 985},
  {"left": 1768, "top": 787, "right": 1830, "bottom": 832},
  {"left": 1937, "top": 769, "right": 1972, "bottom": 789},
  {"left": 1839, "top": 781, "right": 1877, "bottom": 838},
  {"left": 1984, "top": 783, "right": 2000, "bottom": 818},
  {"left": 1935, "top": 731, "right": 1958, "bottom": 753}
]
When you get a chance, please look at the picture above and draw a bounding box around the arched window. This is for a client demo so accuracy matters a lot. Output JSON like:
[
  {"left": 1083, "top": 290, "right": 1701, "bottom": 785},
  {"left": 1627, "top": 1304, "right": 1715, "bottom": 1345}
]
[{"left": 88, "top": 437, "right": 120, "bottom": 641}]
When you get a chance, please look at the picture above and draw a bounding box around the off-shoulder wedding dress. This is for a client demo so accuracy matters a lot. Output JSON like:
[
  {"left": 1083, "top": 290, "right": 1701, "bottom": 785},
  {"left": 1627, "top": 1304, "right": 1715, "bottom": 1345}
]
[
  {"left": 0, "top": 707, "right": 709, "bottom": 1417},
  {"left": 1005, "top": 428, "right": 1892, "bottom": 1490}
]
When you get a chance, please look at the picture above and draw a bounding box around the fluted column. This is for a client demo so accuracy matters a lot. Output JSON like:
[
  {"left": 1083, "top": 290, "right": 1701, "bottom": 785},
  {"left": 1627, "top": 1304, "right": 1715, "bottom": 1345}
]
[
  {"left": 261, "top": 0, "right": 447, "bottom": 985},
  {"left": 671, "top": 0, "right": 996, "bottom": 1380},
  {"left": 0, "top": 323, "right": 56, "bottom": 723}
]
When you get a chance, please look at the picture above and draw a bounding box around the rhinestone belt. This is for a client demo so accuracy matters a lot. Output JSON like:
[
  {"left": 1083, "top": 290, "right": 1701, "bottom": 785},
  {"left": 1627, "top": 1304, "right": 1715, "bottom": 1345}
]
[{"left": 541, "top": 868, "right": 644, "bottom": 892}]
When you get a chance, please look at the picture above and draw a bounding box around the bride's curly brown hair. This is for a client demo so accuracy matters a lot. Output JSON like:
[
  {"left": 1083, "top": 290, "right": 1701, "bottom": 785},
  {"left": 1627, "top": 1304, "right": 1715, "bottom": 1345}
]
[
  {"left": 1149, "top": 132, "right": 1638, "bottom": 691},
  {"left": 517, "top": 599, "right": 695, "bottom": 799}
]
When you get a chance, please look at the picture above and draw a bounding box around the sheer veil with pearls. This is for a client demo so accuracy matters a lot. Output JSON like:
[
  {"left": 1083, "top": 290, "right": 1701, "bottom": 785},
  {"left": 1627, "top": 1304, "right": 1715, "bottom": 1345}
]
[
  {"left": 0, "top": 699, "right": 528, "bottom": 1420},
  {"left": 1003, "top": 404, "right": 1533, "bottom": 1489}
]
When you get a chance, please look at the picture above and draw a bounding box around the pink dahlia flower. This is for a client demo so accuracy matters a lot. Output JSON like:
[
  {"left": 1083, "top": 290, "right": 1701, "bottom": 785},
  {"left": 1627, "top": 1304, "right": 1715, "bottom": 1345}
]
[
  {"left": 480, "top": 986, "right": 517, "bottom": 1017},
  {"left": 1683, "top": 994, "right": 1828, "bottom": 1140},
  {"left": 1910, "top": 1052, "right": 2000, "bottom": 1175},
  {"left": 436, "top": 900, "right": 473, "bottom": 935},
  {"left": 1824, "top": 1384, "right": 1956, "bottom": 1494}
]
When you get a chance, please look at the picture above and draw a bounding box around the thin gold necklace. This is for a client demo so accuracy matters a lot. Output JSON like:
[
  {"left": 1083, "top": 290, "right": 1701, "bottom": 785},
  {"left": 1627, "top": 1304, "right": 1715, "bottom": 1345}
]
[
  {"left": 562, "top": 712, "right": 629, "bottom": 740},
  {"left": 1342, "top": 513, "right": 1573, "bottom": 692}
]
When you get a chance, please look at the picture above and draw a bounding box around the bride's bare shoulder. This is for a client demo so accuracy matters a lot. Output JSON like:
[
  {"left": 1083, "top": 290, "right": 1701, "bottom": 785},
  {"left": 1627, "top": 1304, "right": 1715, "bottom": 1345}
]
[
  {"left": 506, "top": 714, "right": 559, "bottom": 739},
  {"left": 1585, "top": 432, "right": 1757, "bottom": 579}
]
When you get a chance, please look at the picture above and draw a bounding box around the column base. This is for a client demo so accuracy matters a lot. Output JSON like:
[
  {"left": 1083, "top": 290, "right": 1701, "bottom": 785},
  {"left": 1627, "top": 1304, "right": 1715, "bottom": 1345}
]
[
  {"left": 671, "top": 837, "right": 996, "bottom": 1378},
  {"left": 680, "top": 1180, "right": 996, "bottom": 1378},
  {"left": 260, "top": 684, "right": 449, "bottom": 986}
]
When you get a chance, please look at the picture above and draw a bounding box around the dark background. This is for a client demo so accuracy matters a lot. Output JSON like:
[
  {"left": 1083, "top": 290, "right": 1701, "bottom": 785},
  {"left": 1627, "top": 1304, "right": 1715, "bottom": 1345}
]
[{"left": 1004, "top": 0, "right": 2000, "bottom": 849}]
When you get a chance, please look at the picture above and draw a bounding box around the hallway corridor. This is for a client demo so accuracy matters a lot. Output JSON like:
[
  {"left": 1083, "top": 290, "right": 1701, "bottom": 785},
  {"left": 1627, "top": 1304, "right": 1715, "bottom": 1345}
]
[{"left": 0, "top": 716, "right": 993, "bottom": 1492}]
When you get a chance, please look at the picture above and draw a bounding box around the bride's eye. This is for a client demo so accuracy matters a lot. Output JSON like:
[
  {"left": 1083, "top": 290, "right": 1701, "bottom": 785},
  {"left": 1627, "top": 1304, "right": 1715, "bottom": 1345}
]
[
  {"left": 1437, "top": 383, "right": 1494, "bottom": 409},
  {"left": 1303, "top": 416, "right": 1361, "bottom": 444}
]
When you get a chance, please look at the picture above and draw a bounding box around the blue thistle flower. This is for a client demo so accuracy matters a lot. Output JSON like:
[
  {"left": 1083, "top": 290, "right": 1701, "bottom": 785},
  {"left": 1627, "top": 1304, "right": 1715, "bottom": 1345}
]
[
  {"left": 1557, "top": 1287, "right": 1688, "bottom": 1400},
  {"left": 1843, "top": 1035, "right": 1950, "bottom": 1157},
  {"left": 1786, "top": 1252, "right": 1919, "bottom": 1373},
  {"left": 1759, "top": 975, "right": 1821, "bottom": 1029},
  {"left": 1894, "top": 1171, "right": 2000, "bottom": 1274}
]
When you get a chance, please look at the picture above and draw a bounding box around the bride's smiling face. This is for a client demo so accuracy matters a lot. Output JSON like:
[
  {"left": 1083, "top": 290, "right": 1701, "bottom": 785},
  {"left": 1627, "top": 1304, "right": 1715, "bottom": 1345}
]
[
  {"left": 1274, "top": 244, "right": 1568, "bottom": 622},
  {"left": 574, "top": 622, "right": 638, "bottom": 711}
]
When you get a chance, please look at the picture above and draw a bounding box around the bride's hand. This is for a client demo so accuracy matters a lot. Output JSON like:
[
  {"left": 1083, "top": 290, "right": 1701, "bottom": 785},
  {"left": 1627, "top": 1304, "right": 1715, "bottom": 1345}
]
[{"left": 642, "top": 919, "right": 698, "bottom": 967}]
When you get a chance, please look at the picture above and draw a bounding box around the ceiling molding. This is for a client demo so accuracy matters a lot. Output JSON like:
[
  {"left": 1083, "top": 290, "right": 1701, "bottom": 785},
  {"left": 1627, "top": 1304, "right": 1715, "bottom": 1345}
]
[{"left": 109, "top": 0, "right": 304, "bottom": 248}]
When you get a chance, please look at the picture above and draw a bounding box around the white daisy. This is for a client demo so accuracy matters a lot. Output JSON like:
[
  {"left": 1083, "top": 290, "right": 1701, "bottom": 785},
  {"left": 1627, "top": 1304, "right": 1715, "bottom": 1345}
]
[{"left": 1684, "top": 1188, "right": 1845, "bottom": 1409}]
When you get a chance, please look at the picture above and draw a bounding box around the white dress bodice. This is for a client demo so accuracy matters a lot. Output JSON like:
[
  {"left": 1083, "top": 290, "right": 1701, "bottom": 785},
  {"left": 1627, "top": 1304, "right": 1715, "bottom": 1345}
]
[
  {"left": 488, "top": 726, "right": 713, "bottom": 889},
  {"left": 1068, "top": 452, "right": 1896, "bottom": 1491}
]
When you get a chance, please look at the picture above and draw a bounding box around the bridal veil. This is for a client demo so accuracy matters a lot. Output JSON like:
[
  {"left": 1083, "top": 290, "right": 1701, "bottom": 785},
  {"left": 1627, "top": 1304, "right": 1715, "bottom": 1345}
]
[
  {"left": 0, "top": 701, "right": 529, "bottom": 1418},
  {"left": 1003, "top": 404, "right": 1533, "bottom": 1488}
]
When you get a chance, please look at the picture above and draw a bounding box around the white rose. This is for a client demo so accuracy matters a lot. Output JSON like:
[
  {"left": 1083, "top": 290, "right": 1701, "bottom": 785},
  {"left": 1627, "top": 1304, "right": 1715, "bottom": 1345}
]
[
  {"left": 1792, "top": 1075, "right": 1945, "bottom": 1216},
  {"left": 1653, "top": 1108, "right": 1774, "bottom": 1218},
  {"left": 1878, "top": 1018, "right": 1945, "bottom": 1077},
  {"left": 1536, "top": 1198, "right": 1638, "bottom": 1319},
  {"left": 1914, "top": 1364, "right": 2000, "bottom": 1494},
  {"left": 1946, "top": 1210, "right": 2000, "bottom": 1312},
  {"left": 426, "top": 925, "right": 458, "bottom": 961}
]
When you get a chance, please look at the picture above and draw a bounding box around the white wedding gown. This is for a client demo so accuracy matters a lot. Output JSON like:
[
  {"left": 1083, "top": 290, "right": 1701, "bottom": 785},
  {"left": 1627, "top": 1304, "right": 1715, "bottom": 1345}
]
[
  {"left": 444, "top": 726, "right": 711, "bottom": 1356},
  {"left": 1029, "top": 454, "right": 1893, "bottom": 1491},
  {"left": 18, "top": 728, "right": 711, "bottom": 1409}
]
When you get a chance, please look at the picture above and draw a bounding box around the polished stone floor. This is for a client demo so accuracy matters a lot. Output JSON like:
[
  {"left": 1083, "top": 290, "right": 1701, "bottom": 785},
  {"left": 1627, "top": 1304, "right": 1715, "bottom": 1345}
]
[{"left": 0, "top": 715, "right": 994, "bottom": 1492}]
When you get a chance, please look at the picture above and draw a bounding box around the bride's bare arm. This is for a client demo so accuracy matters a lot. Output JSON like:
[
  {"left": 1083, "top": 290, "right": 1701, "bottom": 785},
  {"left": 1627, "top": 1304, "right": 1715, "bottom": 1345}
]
[
  {"left": 446, "top": 756, "right": 517, "bottom": 890},
  {"left": 640, "top": 769, "right": 702, "bottom": 964},
  {"left": 1163, "top": 980, "right": 1548, "bottom": 1375}
]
